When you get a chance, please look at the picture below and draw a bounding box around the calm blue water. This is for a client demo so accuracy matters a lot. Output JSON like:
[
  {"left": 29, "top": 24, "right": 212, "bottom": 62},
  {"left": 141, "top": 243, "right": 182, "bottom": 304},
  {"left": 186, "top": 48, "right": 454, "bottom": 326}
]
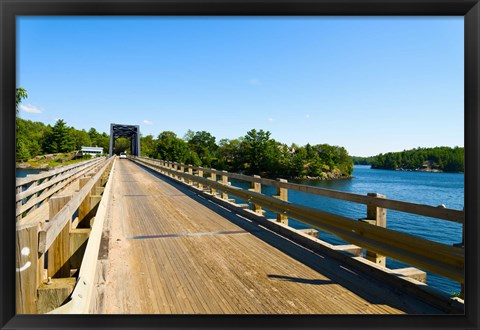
[
  {"left": 16, "top": 168, "right": 43, "bottom": 178},
  {"left": 230, "top": 165, "right": 463, "bottom": 295}
]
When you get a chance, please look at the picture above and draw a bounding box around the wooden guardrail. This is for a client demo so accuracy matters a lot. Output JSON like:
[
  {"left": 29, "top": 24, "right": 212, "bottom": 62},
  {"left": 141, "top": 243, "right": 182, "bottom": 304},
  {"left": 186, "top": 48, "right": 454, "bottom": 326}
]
[
  {"left": 132, "top": 157, "right": 464, "bottom": 289},
  {"left": 49, "top": 157, "right": 117, "bottom": 314},
  {"left": 15, "top": 156, "right": 114, "bottom": 314},
  {"left": 16, "top": 157, "right": 105, "bottom": 221}
]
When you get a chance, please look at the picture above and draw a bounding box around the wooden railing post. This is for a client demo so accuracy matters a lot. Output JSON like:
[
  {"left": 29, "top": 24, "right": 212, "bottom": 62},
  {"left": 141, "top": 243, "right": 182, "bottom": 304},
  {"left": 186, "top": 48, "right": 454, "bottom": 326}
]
[
  {"left": 198, "top": 168, "right": 204, "bottom": 190},
  {"left": 361, "top": 193, "right": 387, "bottom": 266},
  {"left": 179, "top": 164, "right": 185, "bottom": 182},
  {"left": 249, "top": 175, "right": 265, "bottom": 215},
  {"left": 16, "top": 223, "right": 41, "bottom": 313},
  {"left": 78, "top": 176, "right": 92, "bottom": 228},
  {"left": 187, "top": 166, "right": 193, "bottom": 185},
  {"left": 48, "top": 195, "right": 73, "bottom": 278},
  {"left": 210, "top": 170, "right": 217, "bottom": 196},
  {"left": 173, "top": 163, "right": 178, "bottom": 179},
  {"left": 273, "top": 178, "right": 288, "bottom": 225},
  {"left": 220, "top": 170, "right": 229, "bottom": 200}
]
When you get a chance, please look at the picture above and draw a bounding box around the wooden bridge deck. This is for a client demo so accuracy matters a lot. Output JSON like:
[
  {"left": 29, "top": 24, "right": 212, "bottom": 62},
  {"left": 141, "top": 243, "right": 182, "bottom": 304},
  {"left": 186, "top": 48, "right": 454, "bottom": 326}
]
[{"left": 99, "top": 159, "right": 442, "bottom": 314}]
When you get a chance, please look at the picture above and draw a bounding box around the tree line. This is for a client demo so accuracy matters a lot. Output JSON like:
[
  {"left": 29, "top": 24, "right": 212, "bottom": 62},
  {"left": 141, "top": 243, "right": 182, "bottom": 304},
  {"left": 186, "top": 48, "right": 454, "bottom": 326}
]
[
  {"left": 16, "top": 117, "right": 113, "bottom": 161},
  {"left": 140, "top": 129, "right": 354, "bottom": 179},
  {"left": 353, "top": 147, "right": 464, "bottom": 173},
  {"left": 15, "top": 87, "right": 353, "bottom": 179},
  {"left": 16, "top": 119, "right": 354, "bottom": 179}
]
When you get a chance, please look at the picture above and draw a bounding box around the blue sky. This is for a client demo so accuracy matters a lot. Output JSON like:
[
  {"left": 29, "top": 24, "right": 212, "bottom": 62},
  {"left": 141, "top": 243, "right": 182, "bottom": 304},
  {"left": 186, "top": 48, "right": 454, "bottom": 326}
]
[{"left": 17, "top": 16, "right": 463, "bottom": 157}]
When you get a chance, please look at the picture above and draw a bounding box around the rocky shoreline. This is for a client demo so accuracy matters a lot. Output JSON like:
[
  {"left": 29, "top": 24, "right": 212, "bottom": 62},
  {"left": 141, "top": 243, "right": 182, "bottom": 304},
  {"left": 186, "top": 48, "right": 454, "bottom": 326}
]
[
  {"left": 297, "top": 174, "right": 353, "bottom": 181},
  {"left": 16, "top": 163, "right": 51, "bottom": 171},
  {"left": 297, "top": 167, "right": 352, "bottom": 180},
  {"left": 16, "top": 152, "right": 79, "bottom": 171}
]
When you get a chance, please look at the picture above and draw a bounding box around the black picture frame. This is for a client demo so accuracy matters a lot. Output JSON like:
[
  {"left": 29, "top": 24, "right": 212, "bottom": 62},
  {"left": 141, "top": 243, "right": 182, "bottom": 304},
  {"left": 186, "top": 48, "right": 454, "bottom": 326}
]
[{"left": 1, "top": 1, "right": 478, "bottom": 329}]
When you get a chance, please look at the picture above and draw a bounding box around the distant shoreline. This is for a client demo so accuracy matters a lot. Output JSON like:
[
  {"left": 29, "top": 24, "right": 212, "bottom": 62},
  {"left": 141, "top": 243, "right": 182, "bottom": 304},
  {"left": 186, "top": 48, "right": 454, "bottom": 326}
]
[{"left": 371, "top": 167, "right": 463, "bottom": 174}]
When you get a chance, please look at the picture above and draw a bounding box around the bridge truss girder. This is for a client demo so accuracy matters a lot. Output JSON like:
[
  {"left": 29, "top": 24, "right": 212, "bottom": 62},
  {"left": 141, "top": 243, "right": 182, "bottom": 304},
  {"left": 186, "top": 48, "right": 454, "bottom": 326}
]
[{"left": 109, "top": 123, "right": 141, "bottom": 156}]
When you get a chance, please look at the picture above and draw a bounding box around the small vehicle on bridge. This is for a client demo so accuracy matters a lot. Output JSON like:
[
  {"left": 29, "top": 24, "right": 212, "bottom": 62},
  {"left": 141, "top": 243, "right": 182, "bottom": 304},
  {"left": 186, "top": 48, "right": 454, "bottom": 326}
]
[{"left": 119, "top": 152, "right": 127, "bottom": 159}]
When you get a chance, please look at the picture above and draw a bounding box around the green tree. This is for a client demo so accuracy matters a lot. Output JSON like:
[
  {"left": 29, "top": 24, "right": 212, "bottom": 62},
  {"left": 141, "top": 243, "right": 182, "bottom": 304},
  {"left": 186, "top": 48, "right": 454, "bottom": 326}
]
[
  {"left": 88, "top": 128, "right": 100, "bottom": 143},
  {"left": 96, "top": 132, "right": 111, "bottom": 153},
  {"left": 370, "top": 146, "right": 464, "bottom": 172},
  {"left": 15, "top": 118, "right": 47, "bottom": 160},
  {"left": 187, "top": 130, "right": 218, "bottom": 167},
  {"left": 15, "top": 87, "right": 29, "bottom": 160},
  {"left": 140, "top": 134, "right": 157, "bottom": 158},
  {"left": 290, "top": 147, "right": 308, "bottom": 177},
  {"left": 183, "top": 129, "right": 195, "bottom": 142},
  {"left": 43, "top": 119, "right": 75, "bottom": 153},
  {"left": 239, "top": 129, "right": 278, "bottom": 175},
  {"left": 71, "top": 129, "right": 92, "bottom": 150},
  {"left": 16, "top": 136, "right": 31, "bottom": 161},
  {"left": 156, "top": 131, "right": 191, "bottom": 163},
  {"left": 87, "top": 127, "right": 110, "bottom": 152},
  {"left": 15, "top": 87, "right": 28, "bottom": 114},
  {"left": 216, "top": 138, "right": 242, "bottom": 171}
]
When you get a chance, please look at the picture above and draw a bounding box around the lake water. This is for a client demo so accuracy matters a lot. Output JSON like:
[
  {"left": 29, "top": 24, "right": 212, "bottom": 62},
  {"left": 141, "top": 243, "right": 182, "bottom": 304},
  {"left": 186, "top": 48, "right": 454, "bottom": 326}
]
[
  {"left": 16, "top": 168, "right": 44, "bottom": 178},
  {"left": 230, "top": 165, "right": 463, "bottom": 296}
]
